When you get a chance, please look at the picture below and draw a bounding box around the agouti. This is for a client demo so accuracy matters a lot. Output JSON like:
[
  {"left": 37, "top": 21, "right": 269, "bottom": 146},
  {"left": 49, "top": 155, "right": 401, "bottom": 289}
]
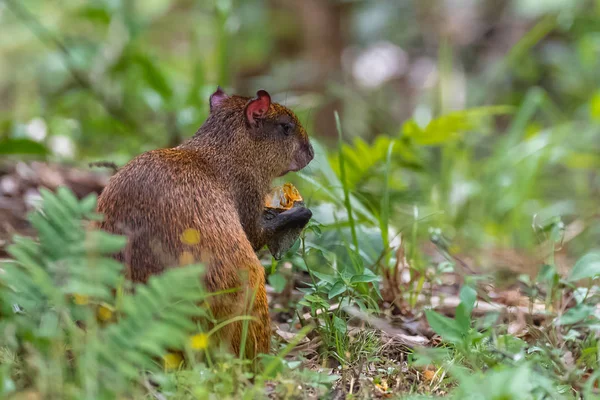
[{"left": 96, "top": 87, "right": 314, "bottom": 362}]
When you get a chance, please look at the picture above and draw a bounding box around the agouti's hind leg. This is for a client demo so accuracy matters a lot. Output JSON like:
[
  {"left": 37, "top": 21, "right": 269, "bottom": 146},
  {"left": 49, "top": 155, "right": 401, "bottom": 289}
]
[
  {"left": 209, "top": 283, "right": 271, "bottom": 367},
  {"left": 232, "top": 283, "right": 271, "bottom": 361}
]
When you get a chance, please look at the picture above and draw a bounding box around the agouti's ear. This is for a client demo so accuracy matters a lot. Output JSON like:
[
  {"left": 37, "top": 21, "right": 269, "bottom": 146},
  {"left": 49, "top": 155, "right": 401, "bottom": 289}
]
[
  {"left": 245, "top": 90, "right": 271, "bottom": 125},
  {"left": 209, "top": 86, "right": 228, "bottom": 111}
]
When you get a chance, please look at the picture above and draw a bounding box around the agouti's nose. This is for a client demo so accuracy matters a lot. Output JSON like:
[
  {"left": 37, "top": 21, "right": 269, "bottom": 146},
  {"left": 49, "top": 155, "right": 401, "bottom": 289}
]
[{"left": 306, "top": 143, "right": 315, "bottom": 160}]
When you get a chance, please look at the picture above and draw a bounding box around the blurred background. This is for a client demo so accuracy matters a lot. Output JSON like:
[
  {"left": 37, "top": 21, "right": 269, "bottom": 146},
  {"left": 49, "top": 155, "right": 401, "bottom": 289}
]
[{"left": 1, "top": 0, "right": 599, "bottom": 267}]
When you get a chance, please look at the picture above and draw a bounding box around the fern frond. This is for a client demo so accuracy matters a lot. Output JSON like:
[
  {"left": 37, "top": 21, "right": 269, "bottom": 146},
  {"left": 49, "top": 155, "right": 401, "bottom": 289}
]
[{"left": 0, "top": 187, "right": 210, "bottom": 398}]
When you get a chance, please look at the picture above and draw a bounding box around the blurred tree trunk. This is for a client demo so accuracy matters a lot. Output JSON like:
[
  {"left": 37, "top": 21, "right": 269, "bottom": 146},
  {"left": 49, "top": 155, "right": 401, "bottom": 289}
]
[
  {"left": 253, "top": 0, "right": 345, "bottom": 141},
  {"left": 234, "top": 0, "right": 346, "bottom": 141},
  {"left": 288, "top": 0, "right": 345, "bottom": 140}
]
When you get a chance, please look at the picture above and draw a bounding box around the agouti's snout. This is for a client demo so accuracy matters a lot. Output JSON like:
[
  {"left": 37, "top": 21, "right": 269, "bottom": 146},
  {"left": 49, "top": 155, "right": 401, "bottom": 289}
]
[
  {"left": 306, "top": 142, "right": 315, "bottom": 160},
  {"left": 288, "top": 142, "right": 314, "bottom": 173}
]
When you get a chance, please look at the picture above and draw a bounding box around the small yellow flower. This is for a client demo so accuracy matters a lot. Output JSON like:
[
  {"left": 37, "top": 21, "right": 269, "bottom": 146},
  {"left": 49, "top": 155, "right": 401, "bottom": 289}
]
[
  {"left": 163, "top": 352, "right": 183, "bottom": 370},
  {"left": 97, "top": 305, "right": 113, "bottom": 322},
  {"left": 189, "top": 333, "right": 209, "bottom": 350},
  {"left": 179, "top": 251, "right": 195, "bottom": 265},
  {"left": 181, "top": 228, "right": 201, "bottom": 245},
  {"left": 73, "top": 294, "right": 89, "bottom": 305}
]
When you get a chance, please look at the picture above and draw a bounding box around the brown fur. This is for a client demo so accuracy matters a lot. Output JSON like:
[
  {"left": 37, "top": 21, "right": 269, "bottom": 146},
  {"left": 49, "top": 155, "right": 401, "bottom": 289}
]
[{"left": 96, "top": 90, "right": 313, "bottom": 362}]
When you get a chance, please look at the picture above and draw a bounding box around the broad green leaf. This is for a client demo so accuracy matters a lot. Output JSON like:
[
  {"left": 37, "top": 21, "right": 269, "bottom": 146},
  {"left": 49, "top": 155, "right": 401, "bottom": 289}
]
[
  {"left": 562, "top": 152, "right": 600, "bottom": 169},
  {"left": 268, "top": 272, "right": 287, "bottom": 294},
  {"left": 403, "top": 106, "right": 513, "bottom": 145},
  {"left": 537, "top": 263, "right": 558, "bottom": 284},
  {"left": 459, "top": 285, "right": 477, "bottom": 317},
  {"left": 556, "top": 304, "right": 595, "bottom": 326},
  {"left": 306, "top": 223, "right": 323, "bottom": 237},
  {"left": 496, "top": 335, "right": 527, "bottom": 353},
  {"left": 84, "top": 231, "right": 127, "bottom": 254},
  {"left": 455, "top": 303, "right": 471, "bottom": 333},
  {"left": 133, "top": 52, "right": 173, "bottom": 102},
  {"left": 333, "top": 315, "right": 347, "bottom": 334},
  {"left": 590, "top": 92, "right": 600, "bottom": 121},
  {"left": 79, "top": 194, "right": 98, "bottom": 214},
  {"left": 568, "top": 251, "right": 600, "bottom": 282},
  {"left": 0, "top": 138, "right": 49, "bottom": 156},
  {"left": 425, "top": 309, "right": 464, "bottom": 344},
  {"left": 328, "top": 280, "right": 346, "bottom": 299},
  {"left": 328, "top": 136, "right": 416, "bottom": 191},
  {"left": 288, "top": 238, "right": 301, "bottom": 255},
  {"left": 74, "top": 4, "right": 111, "bottom": 25},
  {"left": 311, "top": 270, "right": 337, "bottom": 285},
  {"left": 259, "top": 355, "right": 285, "bottom": 379},
  {"left": 350, "top": 274, "right": 380, "bottom": 284}
]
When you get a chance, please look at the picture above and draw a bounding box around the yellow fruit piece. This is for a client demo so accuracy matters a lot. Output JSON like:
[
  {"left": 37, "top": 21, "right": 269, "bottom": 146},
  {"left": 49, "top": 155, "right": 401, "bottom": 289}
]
[
  {"left": 163, "top": 352, "right": 183, "bottom": 370},
  {"left": 189, "top": 333, "right": 209, "bottom": 350},
  {"left": 97, "top": 305, "right": 113, "bottom": 322},
  {"left": 73, "top": 294, "right": 89, "bottom": 305},
  {"left": 181, "top": 228, "right": 201, "bottom": 245},
  {"left": 423, "top": 367, "right": 436, "bottom": 382},
  {"left": 264, "top": 183, "right": 303, "bottom": 210}
]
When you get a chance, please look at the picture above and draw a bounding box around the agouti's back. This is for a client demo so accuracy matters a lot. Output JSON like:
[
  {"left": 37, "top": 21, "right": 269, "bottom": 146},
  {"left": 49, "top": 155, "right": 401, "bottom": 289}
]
[{"left": 98, "top": 149, "right": 240, "bottom": 281}]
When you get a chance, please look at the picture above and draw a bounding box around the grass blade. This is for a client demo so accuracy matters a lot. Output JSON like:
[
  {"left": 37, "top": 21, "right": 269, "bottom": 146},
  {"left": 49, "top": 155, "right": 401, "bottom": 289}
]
[{"left": 335, "top": 111, "right": 360, "bottom": 262}]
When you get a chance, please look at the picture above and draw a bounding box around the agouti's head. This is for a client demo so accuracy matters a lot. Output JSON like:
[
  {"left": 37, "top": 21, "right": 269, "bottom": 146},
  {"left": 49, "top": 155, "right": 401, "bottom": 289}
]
[{"left": 196, "top": 87, "right": 314, "bottom": 181}]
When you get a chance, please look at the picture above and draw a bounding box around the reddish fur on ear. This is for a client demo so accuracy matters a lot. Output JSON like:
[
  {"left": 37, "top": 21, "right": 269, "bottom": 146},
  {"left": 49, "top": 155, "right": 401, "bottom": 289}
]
[
  {"left": 210, "top": 86, "right": 228, "bottom": 111},
  {"left": 245, "top": 90, "right": 271, "bottom": 125}
]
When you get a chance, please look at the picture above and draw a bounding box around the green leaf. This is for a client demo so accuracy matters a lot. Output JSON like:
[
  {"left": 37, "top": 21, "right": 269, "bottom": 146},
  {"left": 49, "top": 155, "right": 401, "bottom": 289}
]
[
  {"left": 301, "top": 294, "right": 329, "bottom": 309},
  {"left": 455, "top": 303, "right": 471, "bottom": 333},
  {"left": 268, "top": 272, "right": 287, "bottom": 294},
  {"left": 329, "top": 136, "right": 414, "bottom": 191},
  {"left": 259, "top": 355, "right": 284, "bottom": 379},
  {"left": 404, "top": 106, "right": 513, "bottom": 145},
  {"left": 79, "top": 194, "right": 98, "bottom": 214},
  {"left": 133, "top": 53, "right": 173, "bottom": 102},
  {"left": 84, "top": 231, "right": 127, "bottom": 254},
  {"left": 590, "top": 92, "right": 600, "bottom": 121},
  {"left": 311, "top": 270, "right": 337, "bottom": 285},
  {"left": 537, "top": 263, "right": 558, "bottom": 285},
  {"left": 333, "top": 315, "right": 347, "bottom": 334},
  {"left": 74, "top": 4, "right": 111, "bottom": 25},
  {"left": 288, "top": 237, "right": 301, "bottom": 255},
  {"left": 298, "top": 140, "right": 378, "bottom": 225},
  {"left": 459, "top": 285, "right": 477, "bottom": 317},
  {"left": 0, "top": 138, "right": 49, "bottom": 156},
  {"left": 307, "top": 223, "right": 323, "bottom": 237},
  {"left": 496, "top": 335, "right": 527, "bottom": 353},
  {"left": 568, "top": 251, "right": 600, "bottom": 282},
  {"left": 425, "top": 309, "right": 464, "bottom": 344},
  {"left": 379, "top": 139, "right": 395, "bottom": 261},
  {"left": 328, "top": 280, "right": 347, "bottom": 299},
  {"left": 556, "top": 304, "right": 595, "bottom": 326},
  {"left": 350, "top": 274, "right": 380, "bottom": 284}
]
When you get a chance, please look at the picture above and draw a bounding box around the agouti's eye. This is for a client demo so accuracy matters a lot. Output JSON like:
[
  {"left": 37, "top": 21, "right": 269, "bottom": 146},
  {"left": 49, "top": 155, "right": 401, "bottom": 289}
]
[{"left": 280, "top": 123, "right": 293, "bottom": 135}]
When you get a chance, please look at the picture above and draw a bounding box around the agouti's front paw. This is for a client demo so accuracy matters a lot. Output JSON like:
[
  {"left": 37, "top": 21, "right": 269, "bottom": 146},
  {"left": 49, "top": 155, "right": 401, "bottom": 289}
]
[
  {"left": 276, "top": 205, "right": 312, "bottom": 230},
  {"left": 262, "top": 183, "right": 312, "bottom": 259},
  {"left": 263, "top": 203, "right": 312, "bottom": 259}
]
